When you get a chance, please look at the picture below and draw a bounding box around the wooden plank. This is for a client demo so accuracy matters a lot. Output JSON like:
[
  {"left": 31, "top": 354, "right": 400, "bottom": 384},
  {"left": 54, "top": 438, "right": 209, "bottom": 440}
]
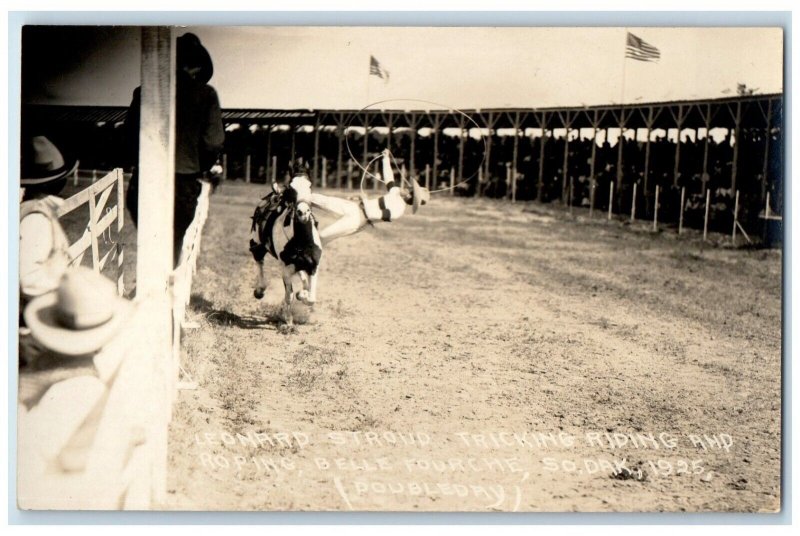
[
  {"left": 116, "top": 169, "right": 125, "bottom": 296},
  {"left": 87, "top": 183, "right": 101, "bottom": 273},
  {"left": 93, "top": 181, "right": 115, "bottom": 216},
  {"left": 58, "top": 170, "right": 119, "bottom": 217}
]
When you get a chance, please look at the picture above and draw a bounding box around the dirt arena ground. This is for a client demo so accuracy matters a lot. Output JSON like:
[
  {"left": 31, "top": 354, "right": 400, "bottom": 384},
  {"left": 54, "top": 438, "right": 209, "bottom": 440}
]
[{"left": 164, "top": 181, "right": 782, "bottom": 512}]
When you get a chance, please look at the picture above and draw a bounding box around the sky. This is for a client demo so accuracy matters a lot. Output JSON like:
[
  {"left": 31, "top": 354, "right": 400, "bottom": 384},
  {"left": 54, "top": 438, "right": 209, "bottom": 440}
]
[{"left": 21, "top": 26, "right": 784, "bottom": 110}]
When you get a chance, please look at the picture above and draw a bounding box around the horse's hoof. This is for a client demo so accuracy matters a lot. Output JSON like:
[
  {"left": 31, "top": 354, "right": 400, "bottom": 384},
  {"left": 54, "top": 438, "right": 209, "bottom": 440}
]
[
  {"left": 254, "top": 288, "right": 265, "bottom": 300},
  {"left": 296, "top": 290, "right": 309, "bottom": 302},
  {"left": 278, "top": 323, "right": 296, "bottom": 335}
]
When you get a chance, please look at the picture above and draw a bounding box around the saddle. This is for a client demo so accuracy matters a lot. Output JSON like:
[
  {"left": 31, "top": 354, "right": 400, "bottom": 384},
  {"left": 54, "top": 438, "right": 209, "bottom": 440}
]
[
  {"left": 249, "top": 189, "right": 322, "bottom": 275},
  {"left": 250, "top": 191, "right": 287, "bottom": 259}
]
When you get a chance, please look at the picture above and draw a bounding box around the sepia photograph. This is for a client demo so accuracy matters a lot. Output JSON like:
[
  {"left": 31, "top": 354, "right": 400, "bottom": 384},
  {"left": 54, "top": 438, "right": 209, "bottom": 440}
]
[{"left": 13, "top": 21, "right": 784, "bottom": 513}]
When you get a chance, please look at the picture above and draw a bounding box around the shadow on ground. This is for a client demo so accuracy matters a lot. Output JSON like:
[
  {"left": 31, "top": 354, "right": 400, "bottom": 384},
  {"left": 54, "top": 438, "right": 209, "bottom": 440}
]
[{"left": 189, "top": 293, "right": 283, "bottom": 329}]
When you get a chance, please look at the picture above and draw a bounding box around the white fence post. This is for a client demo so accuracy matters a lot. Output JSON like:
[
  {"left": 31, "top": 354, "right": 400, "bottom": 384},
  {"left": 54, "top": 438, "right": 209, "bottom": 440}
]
[
  {"left": 653, "top": 185, "right": 659, "bottom": 232},
  {"left": 136, "top": 26, "right": 176, "bottom": 506}
]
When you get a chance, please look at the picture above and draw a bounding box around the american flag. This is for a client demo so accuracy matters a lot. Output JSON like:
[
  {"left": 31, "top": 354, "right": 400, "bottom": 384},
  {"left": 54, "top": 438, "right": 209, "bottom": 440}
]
[
  {"left": 625, "top": 32, "right": 660, "bottom": 62},
  {"left": 369, "top": 55, "right": 390, "bottom": 81}
]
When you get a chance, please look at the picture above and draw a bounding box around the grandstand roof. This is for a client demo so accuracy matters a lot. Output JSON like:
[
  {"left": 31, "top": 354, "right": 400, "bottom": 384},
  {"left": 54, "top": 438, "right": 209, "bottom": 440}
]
[{"left": 25, "top": 92, "right": 782, "bottom": 132}]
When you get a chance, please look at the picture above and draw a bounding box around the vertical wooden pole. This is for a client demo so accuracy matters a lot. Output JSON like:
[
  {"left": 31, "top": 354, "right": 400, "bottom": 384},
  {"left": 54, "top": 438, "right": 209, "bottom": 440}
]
[
  {"left": 222, "top": 154, "right": 228, "bottom": 181},
  {"left": 137, "top": 27, "right": 175, "bottom": 293},
  {"left": 761, "top": 100, "right": 773, "bottom": 203},
  {"left": 458, "top": 117, "right": 466, "bottom": 185},
  {"left": 616, "top": 125, "right": 625, "bottom": 205},
  {"left": 432, "top": 115, "right": 440, "bottom": 189},
  {"left": 271, "top": 156, "right": 277, "bottom": 183},
  {"left": 336, "top": 114, "right": 344, "bottom": 189},
  {"left": 561, "top": 122, "right": 570, "bottom": 204},
  {"left": 313, "top": 117, "right": 321, "bottom": 185},
  {"left": 765, "top": 191, "right": 771, "bottom": 219},
  {"left": 485, "top": 112, "right": 495, "bottom": 195},
  {"left": 511, "top": 112, "right": 520, "bottom": 203},
  {"left": 537, "top": 115, "right": 547, "bottom": 202},
  {"left": 73, "top": 166, "right": 79, "bottom": 186},
  {"left": 653, "top": 185, "right": 659, "bottom": 231},
  {"left": 608, "top": 182, "right": 614, "bottom": 221},
  {"left": 385, "top": 112, "right": 394, "bottom": 154},
  {"left": 245, "top": 154, "right": 251, "bottom": 183},
  {"left": 730, "top": 101, "right": 742, "bottom": 194},
  {"left": 505, "top": 163, "right": 511, "bottom": 199},
  {"left": 732, "top": 189, "right": 740, "bottom": 243},
  {"left": 290, "top": 127, "right": 296, "bottom": 163},
  {"left": 616, "top": 113, "right": 626, "bottom": 200},
  {"left": 265, "top": 126, "right": 272, "bottom": 183},
  {"left": 630, "top": 182, "right": 637, "bottom": 222},
  {"left": 703, "top": 188, "right": 711, "bottom": 241},
  {"left": 589, "top": 123, "right": 598, "bottom": 194},
  {"left": 362, "top": 115, "right": 370, "bottom": 182},
  {"left": 321, "top": 156, "right": 327, "bottom": 188},
  {"left": 701, "top": 104, "right": 711, "bottom": 196},
  {"left": 116, "top": 169, "right": 125, "bottom": 296},
  {"left": 88, "top": 183, "right": 100, "bottom": 272},
  {"left": 679, "top": 186, "right": 685, "bottom": 235},
  {"left": 409, "top": 115, "right": 417, "bottom": 179},
  {"left": 347, "top": 160, "right": 353, "bottom": 191},
  {"left": 589, "top": 179, "right": 596, "bottom": 218},
  {"left": 568, "top": 176, "right": 574, "bottom": 215},
  {"left": 643, "top": 107, "right": 654, "bottom": 197},
  {"left": 136, "top": 27, "right": 176, "bottom": 506},
  {"left": 672, "top": 105, "right": 684, "bottom": 188},
  {"left": 450, "top": 166, "right": 455, "bottom": 196},
  {"left": 425, "top": 164, "right": 431, "bottom": 190}
]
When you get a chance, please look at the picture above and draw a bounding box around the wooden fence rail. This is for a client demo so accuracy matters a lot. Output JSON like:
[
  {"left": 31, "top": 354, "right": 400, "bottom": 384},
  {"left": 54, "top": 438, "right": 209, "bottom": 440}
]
[{"left": 57, "top": 168, "right": 125, "bottom": 295}]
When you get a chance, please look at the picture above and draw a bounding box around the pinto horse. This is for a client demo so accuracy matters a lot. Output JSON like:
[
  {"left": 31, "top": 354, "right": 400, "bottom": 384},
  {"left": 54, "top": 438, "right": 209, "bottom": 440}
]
[{"left": 249, "top": 175, "right": 322, "bottom": 325}]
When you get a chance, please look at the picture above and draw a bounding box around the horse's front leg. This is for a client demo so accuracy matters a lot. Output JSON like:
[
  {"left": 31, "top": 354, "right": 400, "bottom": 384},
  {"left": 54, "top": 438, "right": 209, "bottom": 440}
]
[
  {"left": 282, "top": 267, "right": 295, "bottom": 326},
  {"left": 306, "top": 271, "right": 318, "bottom": 307},
  {"left": 254, "top": 259, "right": 267, "bottom": 299},
  {"left": 250, "top": 238, "right": 268, "bottom": 299}
]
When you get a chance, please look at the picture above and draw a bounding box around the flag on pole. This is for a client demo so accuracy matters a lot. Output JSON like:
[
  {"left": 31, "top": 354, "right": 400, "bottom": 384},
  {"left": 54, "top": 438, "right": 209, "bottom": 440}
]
[
  {"left": 369, "top": 55, "right": 390, "bottom": 81},
  {"left": 625, "top": 32, "right": 660, "bottom": 62}
]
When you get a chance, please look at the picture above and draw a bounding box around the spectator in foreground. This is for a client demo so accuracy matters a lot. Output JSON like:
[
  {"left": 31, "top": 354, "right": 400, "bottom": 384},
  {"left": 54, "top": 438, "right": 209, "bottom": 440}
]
[{"left": 19, "top": 135, "right": 75, "bottom": 307}]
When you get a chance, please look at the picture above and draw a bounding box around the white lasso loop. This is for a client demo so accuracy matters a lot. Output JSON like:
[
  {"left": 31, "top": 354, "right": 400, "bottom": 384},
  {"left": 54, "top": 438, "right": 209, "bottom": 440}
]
[{"left": 344, "top": 99, "right": 488, "bottom": 196}]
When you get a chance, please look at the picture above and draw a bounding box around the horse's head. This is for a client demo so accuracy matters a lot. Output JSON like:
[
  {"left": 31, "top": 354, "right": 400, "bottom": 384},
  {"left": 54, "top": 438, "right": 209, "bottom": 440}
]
[
  {"left": 295, "top": 199, "right": 313, "bottom": 224},
  {"left": 289, "top": 175, "right": 312, "bottom": 204}
]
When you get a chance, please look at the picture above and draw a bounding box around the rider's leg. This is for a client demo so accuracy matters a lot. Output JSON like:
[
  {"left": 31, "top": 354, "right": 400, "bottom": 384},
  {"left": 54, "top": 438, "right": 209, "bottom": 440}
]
[
  {"left": 362, "top": 149, "right": 408, "bottom": 222},
  {"left": 310, "top": 193, "right": 365, "bottom": 241}
]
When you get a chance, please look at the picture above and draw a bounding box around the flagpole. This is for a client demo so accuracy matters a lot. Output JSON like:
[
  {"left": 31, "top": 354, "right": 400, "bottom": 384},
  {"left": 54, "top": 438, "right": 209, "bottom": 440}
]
[
  {"left": 620, "top": 28, "right": 628, "bottom": 107},
  {"left": 366, "top": 54, "right": 371, "bottom": 106}
]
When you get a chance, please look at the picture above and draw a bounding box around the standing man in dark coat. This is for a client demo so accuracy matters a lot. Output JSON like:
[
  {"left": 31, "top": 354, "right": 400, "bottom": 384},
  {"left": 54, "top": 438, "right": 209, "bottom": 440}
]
[{"left": 124, "top": 32, "right": 225, "bottom": 266}]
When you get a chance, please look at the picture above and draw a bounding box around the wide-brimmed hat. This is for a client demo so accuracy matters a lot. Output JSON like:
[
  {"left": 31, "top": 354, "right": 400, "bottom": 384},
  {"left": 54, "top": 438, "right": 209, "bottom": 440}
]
[
  {"left": 409, "top": 176, "right": 430, "bottom": 214},
  {"left": 24, "top": 267, "right": 133, "bottom": 357},
  {"left": 21, "top": 136, "right": 78, "bottom": 186},
  {"left": 177, "top": 32, "right": 214, "bottom": 84}
]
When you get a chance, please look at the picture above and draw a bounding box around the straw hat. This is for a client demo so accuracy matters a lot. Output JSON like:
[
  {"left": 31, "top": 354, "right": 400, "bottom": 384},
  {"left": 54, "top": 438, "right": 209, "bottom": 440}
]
[
  {"left": 21, "top": 136, "right": 78, "bottom": 186},
  {"left": 408, "top": 176, "right": 430, "bottom": 214},
  {"left": 23, "top": 267, "right": 133, "bottom": 357}
]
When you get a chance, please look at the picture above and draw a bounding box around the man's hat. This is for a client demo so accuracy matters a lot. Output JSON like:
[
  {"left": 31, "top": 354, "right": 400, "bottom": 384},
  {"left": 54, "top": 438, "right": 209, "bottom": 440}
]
[
  {"left": 21, "top": 136, "right": 78, "bottom": 186},
  {"left": 23, "top": 267, "right": 133, "bottom": 357},
  {"left": 409, "top": 176, "right": 430, "bottom": 214},
  {"left": 177, "top": 32, "right": 214, "bottom": 84}
]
